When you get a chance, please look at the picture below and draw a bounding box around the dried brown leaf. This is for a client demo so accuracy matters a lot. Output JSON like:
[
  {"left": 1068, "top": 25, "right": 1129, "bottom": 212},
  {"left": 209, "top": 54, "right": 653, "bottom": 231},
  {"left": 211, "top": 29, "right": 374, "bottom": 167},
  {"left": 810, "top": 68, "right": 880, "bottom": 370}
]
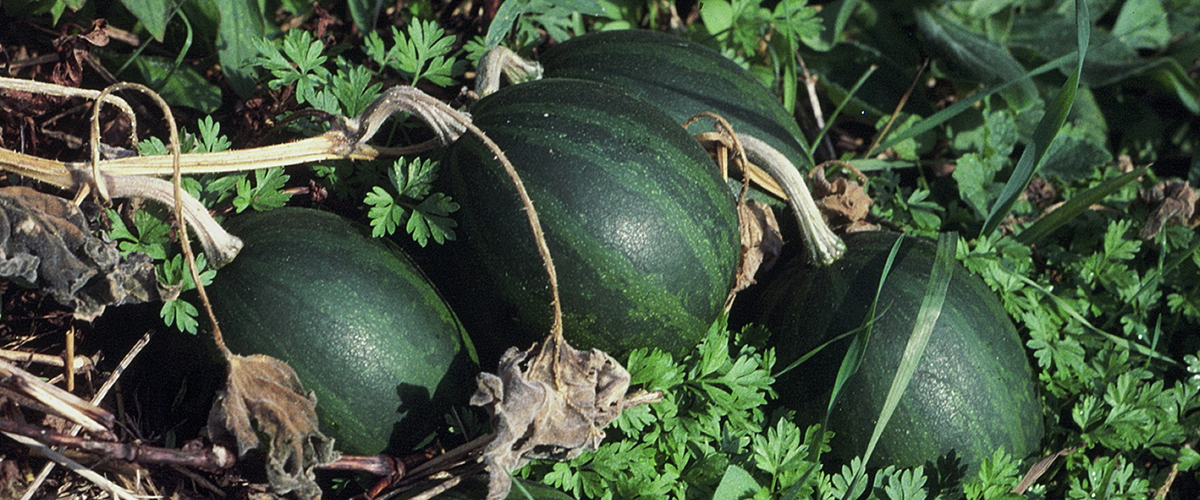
[
  {"left": 816, "top": 177, "right": 873, "bottom": 226},
  {"left": 0, "top": 186, "right": 170, "bottom": 320},
  {"left": 204, "top": 354, "right": 338, "bottom": 500},
  {"left": 470, "top": 338, "right": 660, "bottom": 500},
  {"left": 1140, "top": 180, "right": 1198, "bottom": 239},
  {"left": 731, "top": 200, "right": 782, "bottom": 295}
]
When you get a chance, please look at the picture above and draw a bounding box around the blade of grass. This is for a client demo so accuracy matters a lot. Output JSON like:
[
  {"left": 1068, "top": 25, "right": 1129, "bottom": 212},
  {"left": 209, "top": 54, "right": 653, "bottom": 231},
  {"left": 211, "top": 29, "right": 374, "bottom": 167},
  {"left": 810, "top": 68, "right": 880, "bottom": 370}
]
[
  {"left": 842, "top": 232, "right": 956, "bottom": 495},
  {"left": 773, "top": 305, "right": 890, "bottom": 379},
  {"left": 861, "top": 232, "right": 955, "bottom": 466},
  {"left": 868, "top": 54, "right": 1052, "bottom": 157},
  {"left": 805, "top": 64, "right": 877, "bottom": 162},
  {"left": 1015, "top": 167, "right": 1146, "bottom": 245},
  {"left": 980, "top": 0, "right": 1091, "bottom": 237},
  {"left": 1013, "top": 273, "right": 1177, "bottom": 365},
  {"left": 824, "top": 236, "right": 905, "bottom": 423},
  {"left": 788, "top": 235, "right": 902, "bottom": 494},
  {"left": 778, "top": 0, "right": 800, "bottom": 114}
]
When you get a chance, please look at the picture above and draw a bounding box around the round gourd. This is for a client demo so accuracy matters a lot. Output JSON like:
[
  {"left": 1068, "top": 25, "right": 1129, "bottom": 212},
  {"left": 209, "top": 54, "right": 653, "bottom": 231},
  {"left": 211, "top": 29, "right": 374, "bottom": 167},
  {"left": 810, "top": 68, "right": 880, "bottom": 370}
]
[
  {"left": 539, "top": 29, "right": 811, "bottom": 170},
  {"left": 752, "top": 231, "right": 1042, "bottom": 470},
  {"left": 443, "top": 78, "right": 739, "bottom": 358},
  {"left": 206, "top": 207, "right": 476, "bottom": 456}
]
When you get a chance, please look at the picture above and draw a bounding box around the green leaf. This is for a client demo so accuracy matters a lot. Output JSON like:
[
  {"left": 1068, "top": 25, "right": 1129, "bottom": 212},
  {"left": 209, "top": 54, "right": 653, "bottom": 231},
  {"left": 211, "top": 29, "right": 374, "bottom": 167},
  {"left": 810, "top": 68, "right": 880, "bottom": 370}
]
[
  {"left": 232, "top": 168, "right": 291, "bottom": 213},
  {"left": 713, "top": 464, "right": 761, "bottom": 500},
  {"left": 330, "top": 61, "right": 382, "bottom": 116},
  {"left": 365, "top": 186, "right": 404, "bottom": 237},
  {"left": 805, "top": 0, "right": 859, "bottom": 51},
  {"left": 981, "top": 0, "right": 1090, "bottom": 237},
  {"left": 914, "top": 8, "right": 1038, "bottom": 110},
  {"left": 484, "top": 0, "right": 607, "bottom": 48},
  {"left": 122, "top": 55, "right": 223, "bottom": 114},
  {"left": 963, "top": 448, "right": 1023, "bottom": 499},
  {"left": 391, "top": 19, "right": 457, "bottom": 87},
  {"left": 108, "top": 208, "right": 171, "bottom": 260},
  {"left": 195, "top": 116, "right": 232, "bottom": 152},
  {"left": 161, "top": 298, "right": 200, "bottom": 334},
  {"left": 882, "top": 466, "right": 928, "bottom": 500},
  {"left": 827, "top": 457, "right": 870, "bottom": 499},
  {"left": 626, "top": 348, "right": 684, "bottom": 390},
  {"left": 1037, "top": 122, "right": 1113, "bottom": 180},
  {"left": 215, "top": 0, "right": 267, "bottom": 97},
  {"left": 120, "top": 0, "right": 172, "bottom": 41},
  {"left": 1113, "top": 0, "right": 1171, "bottom": 50},
  {"left": 408, "top": 193, "right": 458, "bottom": 246},
  {"left": 953, "top": 153, "right": 1006, "bottom": 218},
  {"left": 393, "top": 156, "right": 437, "bottom": 198}
]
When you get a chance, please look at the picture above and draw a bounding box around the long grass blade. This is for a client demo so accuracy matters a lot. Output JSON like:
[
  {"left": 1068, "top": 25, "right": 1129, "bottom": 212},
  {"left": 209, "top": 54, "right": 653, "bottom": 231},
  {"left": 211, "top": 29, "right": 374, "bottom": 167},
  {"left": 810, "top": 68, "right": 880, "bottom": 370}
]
[
  {"left": 868, "top": 50, "right": 1067, "bottom": 157},
  {"left": 805, "top": 65, "right": 877, "bottom": 161},
  {"left": 1015, "top": 168, "right": 1146, "bottom": 245},
  {"left": 980, "top": 0, "right": 1091, "bottom": 237},
  {"left": 1014, "top": 273, "right": 1176, "bottom": 365},
  {"left": 824, "top": 237, "right": 904, "bottom": 422},
  {"left": 859, "top": 232, "right": 956, "bottom": 470}
]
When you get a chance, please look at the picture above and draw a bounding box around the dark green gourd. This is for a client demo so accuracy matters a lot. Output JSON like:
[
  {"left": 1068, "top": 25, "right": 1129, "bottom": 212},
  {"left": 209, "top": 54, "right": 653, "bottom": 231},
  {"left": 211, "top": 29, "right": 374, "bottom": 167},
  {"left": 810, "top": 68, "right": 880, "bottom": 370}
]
[
  {"left": 753, "top": 231, "right": 1043, "bottom": 470},
  {"left": 443, "top": 78, "right": 740, "bottom": 358},
  {"left": 539, "top": 29, "right": 811, "bottom": 170},
  {"left": 207, "top": 207, "right": 476, "bottom": 456}
]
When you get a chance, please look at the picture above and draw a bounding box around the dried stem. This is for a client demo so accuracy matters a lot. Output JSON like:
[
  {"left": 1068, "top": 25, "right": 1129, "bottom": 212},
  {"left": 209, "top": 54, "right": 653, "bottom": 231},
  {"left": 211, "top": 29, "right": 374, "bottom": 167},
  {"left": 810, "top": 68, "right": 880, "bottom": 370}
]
[
  {"left": 3, "top": 432, "right": 142, "bottom": 500},
  {"left": 866, "top": 59, "right": 930, "bottom": 157},
  {"left": 475, "top": 46, "right": 543, "bottom": 97},
  {"left": 737, "top": 134, "right": 845, "bottom": 265},
  {"left": 0, "top": 349, "right": 95, "bottom": 372},
  {"left": 104, "top": 174, "right": 243, "bottom": 266},
  {"left": 90, "top": 82, "right": 234, "bottom": 359},
  {"left": 684, "top": 112, "right": 755, "bottom": 308},
  {"left": 0, "top": 76, "right": 138, "bottom": 142},
  {"left": 0, "top": 359, "right": 113, "bottom": 437},
  {"left": 1, "top": 417, "right": 235, "bottom": 470}
]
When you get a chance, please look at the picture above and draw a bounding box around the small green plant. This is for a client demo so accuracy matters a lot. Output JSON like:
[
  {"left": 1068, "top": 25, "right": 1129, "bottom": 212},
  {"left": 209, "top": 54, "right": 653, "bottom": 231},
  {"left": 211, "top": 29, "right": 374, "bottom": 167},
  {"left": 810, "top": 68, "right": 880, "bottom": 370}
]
[
  {"left": 364, "top": 157, "right": 459, "bottom": 246},
  {"left": 363, "top": 19, "right": 458, "bottom": 87}
]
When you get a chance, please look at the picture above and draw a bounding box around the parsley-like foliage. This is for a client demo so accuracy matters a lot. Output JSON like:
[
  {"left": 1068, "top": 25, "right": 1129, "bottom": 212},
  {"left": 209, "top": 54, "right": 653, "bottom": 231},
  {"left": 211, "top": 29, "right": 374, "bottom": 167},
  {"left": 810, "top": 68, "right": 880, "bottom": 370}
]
[{"left": 364, "top": 157, "right": 458, "bottom": 246}]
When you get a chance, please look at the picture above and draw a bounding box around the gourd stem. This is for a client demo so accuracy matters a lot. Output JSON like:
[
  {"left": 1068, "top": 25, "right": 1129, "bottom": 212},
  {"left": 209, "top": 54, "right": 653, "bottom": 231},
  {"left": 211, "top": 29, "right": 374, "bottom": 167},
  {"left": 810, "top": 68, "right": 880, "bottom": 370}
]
[
  {"left": 104, "top": 174, "right": 243, "bottom": 267},
  {"left": 346, "top": 86, "right": 469, "bottom": 148},
  {"left": 350, "top": 86, "right": 564, "bottom": 340},
  {"left": 737, "top": 134, "right": 845, "bottom": 266},
  {"left": 475, "top": 46, "right": 544, "bottom": 98}
]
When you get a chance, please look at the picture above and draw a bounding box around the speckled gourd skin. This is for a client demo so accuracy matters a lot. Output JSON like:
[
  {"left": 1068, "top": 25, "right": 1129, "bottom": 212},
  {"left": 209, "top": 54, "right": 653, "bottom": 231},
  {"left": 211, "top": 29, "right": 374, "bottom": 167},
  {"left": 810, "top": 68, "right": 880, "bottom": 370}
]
[
  {"left": 753, "top": 231, "right": 1043, "bottom": 471},
  {"left": 207, "top": 207, "right": 476, "bottom": 456},
  {"left": 445, "top": 78, "right": 740, "bottom": 358},
  {"left": 540, "top": 29, "right": 812, "bottom": 171}
]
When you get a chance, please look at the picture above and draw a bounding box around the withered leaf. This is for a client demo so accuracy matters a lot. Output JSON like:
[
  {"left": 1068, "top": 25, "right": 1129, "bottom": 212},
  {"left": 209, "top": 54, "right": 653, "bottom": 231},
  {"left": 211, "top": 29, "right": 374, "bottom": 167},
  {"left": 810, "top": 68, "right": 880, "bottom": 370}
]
[
  {"left": 471, "top": 337, "right": 660, "bottom": 500},
  {"left": 204, "top": 354, "right": 338, "bottom": 500},
  {"left": 816, "top": 177, "right": 873, "bottom": 227},
  {"left": 731, "top": 200, "right": 782, "bottom": 297},
  {"left": 0, "top": 186, "right": 169, "bottom": 320},
  {"left": 1140, "top": 180, "right": 1198, "bottom": 239}
]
